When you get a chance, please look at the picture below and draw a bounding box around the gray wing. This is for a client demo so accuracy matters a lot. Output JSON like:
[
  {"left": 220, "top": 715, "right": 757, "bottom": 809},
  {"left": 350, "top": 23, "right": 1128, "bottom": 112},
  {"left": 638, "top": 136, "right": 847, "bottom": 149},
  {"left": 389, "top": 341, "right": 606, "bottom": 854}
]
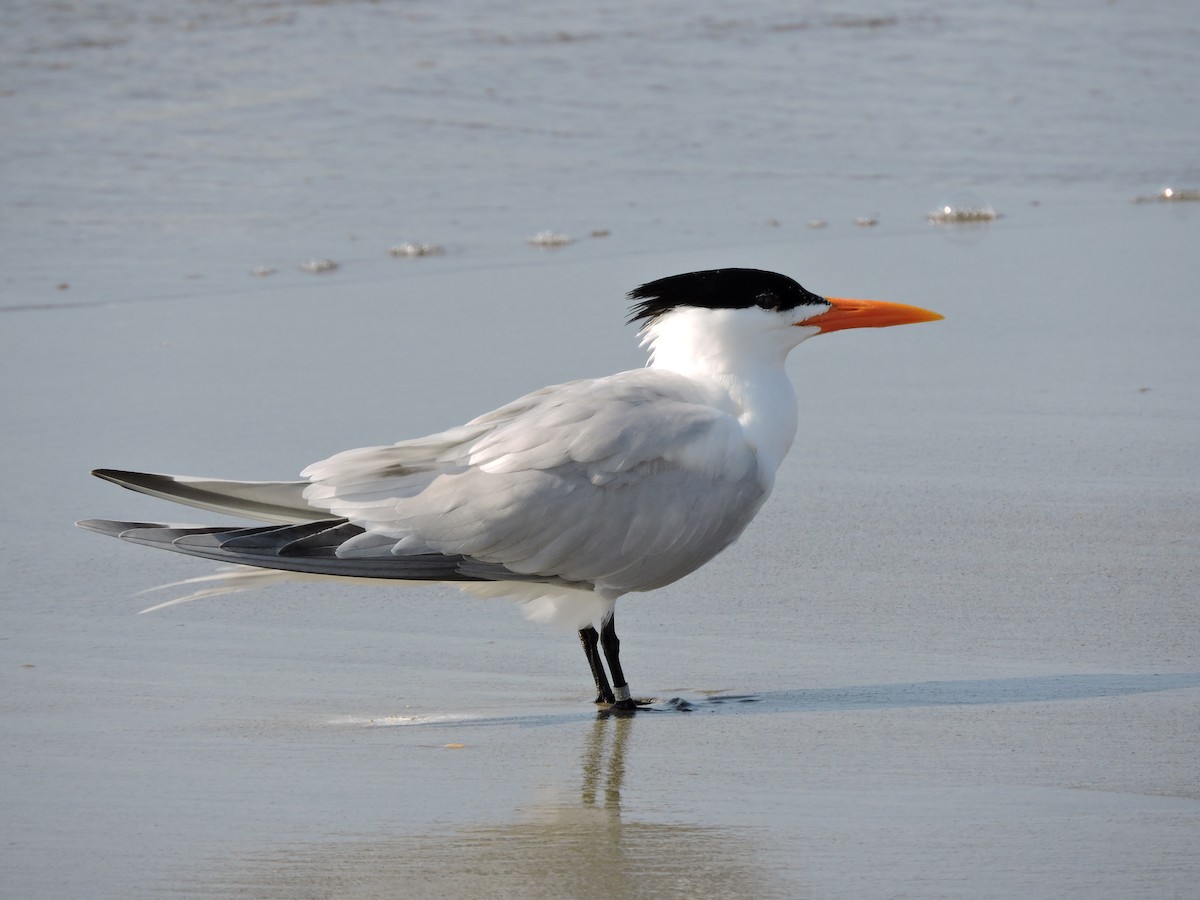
[
  {"left": 300, "top": 369, "right": 769, "bottom": 594},
  {"left": 75, "top": 517, "right": 571, "bottom": 585},
  {"left": 82, "top": 370, "right": 769, "bottom": 596}
]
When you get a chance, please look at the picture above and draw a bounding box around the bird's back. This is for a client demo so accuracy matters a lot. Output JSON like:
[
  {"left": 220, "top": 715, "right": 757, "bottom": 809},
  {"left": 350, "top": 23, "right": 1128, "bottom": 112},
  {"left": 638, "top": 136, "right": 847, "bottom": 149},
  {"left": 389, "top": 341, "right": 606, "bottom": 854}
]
[{"left": 301, "top": 368, "right": 771, "bottom": 595}]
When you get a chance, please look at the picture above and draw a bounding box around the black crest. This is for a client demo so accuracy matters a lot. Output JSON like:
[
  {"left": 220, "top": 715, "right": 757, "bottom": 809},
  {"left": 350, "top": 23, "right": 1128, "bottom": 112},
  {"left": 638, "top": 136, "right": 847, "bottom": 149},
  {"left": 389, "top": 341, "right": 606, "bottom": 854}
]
[{"left": 627, "top": 268, "right": 828, "bottom": 324}]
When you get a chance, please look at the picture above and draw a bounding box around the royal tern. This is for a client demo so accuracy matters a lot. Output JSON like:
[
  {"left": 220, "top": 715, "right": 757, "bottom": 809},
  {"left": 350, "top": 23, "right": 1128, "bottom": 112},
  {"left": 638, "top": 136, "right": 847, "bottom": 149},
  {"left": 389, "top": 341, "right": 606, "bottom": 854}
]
[{"left": 79, "top": 268, "right": 941, "bottom": 710}]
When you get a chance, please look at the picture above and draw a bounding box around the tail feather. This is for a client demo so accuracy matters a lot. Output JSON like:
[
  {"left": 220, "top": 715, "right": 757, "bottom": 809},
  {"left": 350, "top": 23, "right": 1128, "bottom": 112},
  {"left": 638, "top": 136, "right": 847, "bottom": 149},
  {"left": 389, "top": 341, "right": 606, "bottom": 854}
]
[
  {"left": 91, "top": 469, "right": 321, "bottom": 524},
  {"left": 136, "top": 567, "right": 308, "bottom": 612},
  {"left": 80, "top": 469, "right": 583, "bottom": 612}
]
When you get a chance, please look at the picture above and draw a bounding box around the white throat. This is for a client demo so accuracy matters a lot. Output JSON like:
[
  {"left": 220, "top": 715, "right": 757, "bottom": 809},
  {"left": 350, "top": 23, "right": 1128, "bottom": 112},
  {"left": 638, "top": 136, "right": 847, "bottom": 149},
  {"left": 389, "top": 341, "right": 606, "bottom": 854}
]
[{"left": 640, "top": 307, "right": 818, "bottom": 476}]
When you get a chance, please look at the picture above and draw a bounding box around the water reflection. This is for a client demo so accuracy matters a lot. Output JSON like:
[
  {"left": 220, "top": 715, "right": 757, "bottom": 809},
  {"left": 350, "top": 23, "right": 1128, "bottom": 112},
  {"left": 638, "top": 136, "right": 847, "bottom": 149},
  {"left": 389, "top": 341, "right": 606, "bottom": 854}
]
[{"left": 213, "top": 715, "right": 787, "bottom": 899}]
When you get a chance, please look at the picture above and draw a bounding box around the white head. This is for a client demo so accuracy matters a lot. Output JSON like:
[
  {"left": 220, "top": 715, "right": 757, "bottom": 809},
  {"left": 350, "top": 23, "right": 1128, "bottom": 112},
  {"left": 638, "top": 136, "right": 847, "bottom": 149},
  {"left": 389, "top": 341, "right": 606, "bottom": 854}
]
[
  {"left": 625, "top": 269, "right": 943, "bottom": 477},
  {"left": 628, "top": 268, "right": 943, "bottom": 376}
]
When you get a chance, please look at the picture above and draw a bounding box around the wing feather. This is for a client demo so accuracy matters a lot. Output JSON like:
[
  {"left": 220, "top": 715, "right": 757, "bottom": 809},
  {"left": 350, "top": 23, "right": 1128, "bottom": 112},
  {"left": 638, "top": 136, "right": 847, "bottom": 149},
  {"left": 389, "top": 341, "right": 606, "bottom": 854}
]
[
  {"left": 301, "top": 369, "right": 768, "bottom": 594},
  {"left": 85, "top": 370, "right": 771, "bottom": 600},
  {"left": 91, "top": 469, "right": 320, "bottom": 524}
]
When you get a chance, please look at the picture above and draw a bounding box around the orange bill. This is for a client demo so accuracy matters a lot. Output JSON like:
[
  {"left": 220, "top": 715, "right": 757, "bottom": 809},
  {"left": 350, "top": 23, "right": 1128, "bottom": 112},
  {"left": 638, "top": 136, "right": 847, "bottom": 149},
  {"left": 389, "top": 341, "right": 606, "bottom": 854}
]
[{"left": 803, "top": 297, "right": 944, "bottom": 334}]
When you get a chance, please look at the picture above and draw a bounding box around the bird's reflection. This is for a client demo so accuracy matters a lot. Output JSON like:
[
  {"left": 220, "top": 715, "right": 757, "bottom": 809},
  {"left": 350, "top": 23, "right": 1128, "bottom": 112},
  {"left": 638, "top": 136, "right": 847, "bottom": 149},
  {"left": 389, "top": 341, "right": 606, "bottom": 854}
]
[
  {"left": 581, "top": 710, "right": 627, "bottom": 810},
  {"left": 203, "top": 714, "right": 785, "bottom": 899},
  {"left": 403, "top": 715, "right": 777, "bottom": 897}
]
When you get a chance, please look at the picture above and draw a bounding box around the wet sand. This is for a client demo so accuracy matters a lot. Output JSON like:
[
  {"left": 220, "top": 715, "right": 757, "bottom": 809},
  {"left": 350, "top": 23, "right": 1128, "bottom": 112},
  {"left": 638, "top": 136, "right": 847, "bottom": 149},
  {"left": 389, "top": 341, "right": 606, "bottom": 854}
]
[
  {"left": 4, "top": 213, "right": 1199, "bottom": 898},
  {"left": 3, "top": 1, "right": 1199, "bottom": 897}
]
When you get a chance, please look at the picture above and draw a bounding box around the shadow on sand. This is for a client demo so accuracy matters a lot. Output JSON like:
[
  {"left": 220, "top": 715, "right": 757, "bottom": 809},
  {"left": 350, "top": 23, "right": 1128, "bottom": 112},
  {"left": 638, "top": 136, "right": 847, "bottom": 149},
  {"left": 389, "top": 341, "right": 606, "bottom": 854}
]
[
  {"left": 619, "top": 672, "right": 1200, "bottom": 724},
  {"left": 665, "top": 671, "right": 1200, "bottom": 714},
  {"left": 360, "top": 672, "right": 1200, "bottom": 730}
]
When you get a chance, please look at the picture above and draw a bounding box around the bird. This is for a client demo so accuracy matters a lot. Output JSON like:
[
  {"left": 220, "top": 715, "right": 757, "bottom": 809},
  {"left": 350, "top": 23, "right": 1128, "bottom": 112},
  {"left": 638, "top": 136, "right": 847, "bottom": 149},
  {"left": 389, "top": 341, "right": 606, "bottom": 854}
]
[{"left": 78, "top": 268, "right": 942, "bottom": 710}]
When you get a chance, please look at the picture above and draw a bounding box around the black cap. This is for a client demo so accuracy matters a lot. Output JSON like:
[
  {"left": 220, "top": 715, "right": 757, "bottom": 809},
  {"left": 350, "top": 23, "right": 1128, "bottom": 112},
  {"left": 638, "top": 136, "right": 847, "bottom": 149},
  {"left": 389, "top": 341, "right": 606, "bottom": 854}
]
[{"left": 628, "top": 268, "right": 828, "bottom": 324}]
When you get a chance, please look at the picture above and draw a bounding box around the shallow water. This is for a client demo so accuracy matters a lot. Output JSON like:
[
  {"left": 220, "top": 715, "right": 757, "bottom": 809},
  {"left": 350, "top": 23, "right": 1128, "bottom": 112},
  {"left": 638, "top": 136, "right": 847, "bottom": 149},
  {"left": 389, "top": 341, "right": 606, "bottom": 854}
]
[
  {"left": 4, "top": 0, "right": 1198, "bottom": 307},
  {"left": 3, "top": 1, "right": 1200, "bottom": 898}
]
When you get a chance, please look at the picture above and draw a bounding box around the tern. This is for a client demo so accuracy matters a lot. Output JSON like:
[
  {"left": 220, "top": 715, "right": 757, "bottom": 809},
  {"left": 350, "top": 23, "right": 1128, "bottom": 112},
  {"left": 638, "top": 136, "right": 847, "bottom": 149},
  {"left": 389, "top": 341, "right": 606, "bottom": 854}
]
[{"left": 78, "top": 268, "right": 941, "bottom": 710}]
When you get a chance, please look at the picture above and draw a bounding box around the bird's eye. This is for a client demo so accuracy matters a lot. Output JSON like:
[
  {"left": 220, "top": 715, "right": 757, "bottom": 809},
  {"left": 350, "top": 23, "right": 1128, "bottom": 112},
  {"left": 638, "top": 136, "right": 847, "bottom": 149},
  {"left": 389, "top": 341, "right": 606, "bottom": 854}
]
[{"left": 754, "top": 292, "right": 777, "bottom": 311}]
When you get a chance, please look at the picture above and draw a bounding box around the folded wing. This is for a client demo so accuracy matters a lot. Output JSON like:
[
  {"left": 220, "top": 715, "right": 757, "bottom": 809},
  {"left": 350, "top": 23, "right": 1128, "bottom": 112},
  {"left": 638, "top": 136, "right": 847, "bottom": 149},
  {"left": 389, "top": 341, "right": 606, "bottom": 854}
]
[
  {"left": 300, "top": 369, "right": 768, "bottom": 593},
  {"left": 85, "top": 369, "right": 769, "bottom": 597}
]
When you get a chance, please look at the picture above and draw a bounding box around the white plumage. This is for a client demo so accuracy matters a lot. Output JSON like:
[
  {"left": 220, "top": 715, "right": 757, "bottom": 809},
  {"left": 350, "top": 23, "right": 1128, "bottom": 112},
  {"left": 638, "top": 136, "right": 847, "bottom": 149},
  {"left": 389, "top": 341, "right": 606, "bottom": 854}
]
[
  {"left": 79, "top": 268, "right": 941, "bottom": 709},
  {"left": 301, "top": 368, "right": 765, "bottom": 595}
]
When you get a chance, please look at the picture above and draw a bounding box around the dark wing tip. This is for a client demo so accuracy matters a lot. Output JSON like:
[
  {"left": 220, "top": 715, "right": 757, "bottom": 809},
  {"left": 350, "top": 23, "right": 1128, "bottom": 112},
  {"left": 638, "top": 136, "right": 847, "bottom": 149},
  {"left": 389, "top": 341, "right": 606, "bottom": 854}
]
[{"left": 91, "top": 468, "right": 149, "bottom": 486}]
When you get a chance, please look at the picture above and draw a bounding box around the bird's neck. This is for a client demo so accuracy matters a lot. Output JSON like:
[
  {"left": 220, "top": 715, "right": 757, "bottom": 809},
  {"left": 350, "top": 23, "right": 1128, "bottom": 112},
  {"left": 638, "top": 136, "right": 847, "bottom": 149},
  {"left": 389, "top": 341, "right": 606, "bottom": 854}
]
[{"left": 642, "top": 310, "right": 802, "bottom": 475}]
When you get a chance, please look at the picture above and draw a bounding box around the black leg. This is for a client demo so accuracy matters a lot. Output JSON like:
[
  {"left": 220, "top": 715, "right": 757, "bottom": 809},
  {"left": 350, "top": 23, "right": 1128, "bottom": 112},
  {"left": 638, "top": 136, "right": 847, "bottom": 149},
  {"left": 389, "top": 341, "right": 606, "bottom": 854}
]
[
  {"left": 600, "top": 614, "right": 636, "bottom": 710},
  {"left": 579, "top": 625, "right": 615, "bottom": 704}
]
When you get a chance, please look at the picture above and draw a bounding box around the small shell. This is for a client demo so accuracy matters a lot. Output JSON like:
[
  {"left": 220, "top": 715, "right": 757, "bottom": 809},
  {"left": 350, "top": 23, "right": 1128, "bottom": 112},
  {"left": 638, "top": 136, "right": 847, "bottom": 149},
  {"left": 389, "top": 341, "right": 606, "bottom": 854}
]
[
  {"left": 927, "top": 204, "right": 999, "bottom": 224},
  {"left": 388, "top": 242, "right": 446, "bottom": 257},
  {"left": 299, "top": 258, "right": 339, "bottom": 274},
  {"left": 1133, "top": 186, "right": 1200, "bottom": 203},
  {"left": 527, "top": 230, "right": 573, "bottom": 248}
]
